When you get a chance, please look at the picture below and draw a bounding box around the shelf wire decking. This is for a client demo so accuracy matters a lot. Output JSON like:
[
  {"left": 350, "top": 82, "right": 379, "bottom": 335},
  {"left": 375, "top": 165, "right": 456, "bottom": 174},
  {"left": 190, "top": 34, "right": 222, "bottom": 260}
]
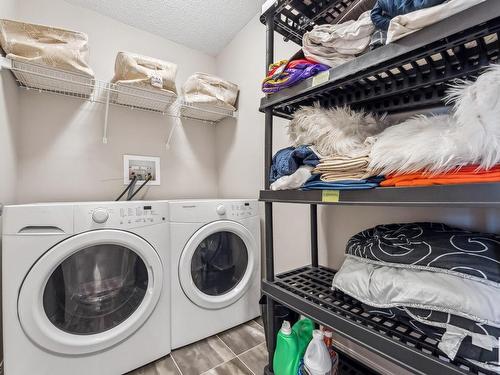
[
  {"left": 0, "top": 57, "right": 237, "bottom": 124},
  {"left": 264, "top": 266, "right": 496, "bottom": 375}
]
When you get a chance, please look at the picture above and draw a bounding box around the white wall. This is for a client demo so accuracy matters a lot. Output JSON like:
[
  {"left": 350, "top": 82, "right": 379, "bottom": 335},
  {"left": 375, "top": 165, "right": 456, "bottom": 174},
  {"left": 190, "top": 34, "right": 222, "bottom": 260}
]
[
  {"left": 0, "top": 0, "right": 19, "bottom": 363},
  {"left": 13, "top": 0, "right": 220, "bottom": 203},
  {"left": 0, "top": 1, "right": 19, "bottom": 207},
  {"left": 215, "top": 14, "right": 500, "bottom": 274}
]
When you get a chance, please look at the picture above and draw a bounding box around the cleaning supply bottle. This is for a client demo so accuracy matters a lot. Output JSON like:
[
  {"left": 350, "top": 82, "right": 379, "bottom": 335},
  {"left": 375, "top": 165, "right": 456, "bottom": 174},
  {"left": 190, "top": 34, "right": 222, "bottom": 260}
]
[
  {"left": 303, "top": 330, "right": 333, "bottom": 375},
  {"left": 292, "top": 318, "right": 315, "bottom": 357},
  {"left": 273, "top": 321, "right": 301, "bottom": 375},
  {"left": 323, "top": 329, "right": 339, "bottom": 375}
]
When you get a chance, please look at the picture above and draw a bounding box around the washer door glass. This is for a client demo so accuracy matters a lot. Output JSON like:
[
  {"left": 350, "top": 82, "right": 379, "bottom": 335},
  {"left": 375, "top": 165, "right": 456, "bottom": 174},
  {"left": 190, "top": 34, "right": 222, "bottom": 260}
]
[
  {"left": 43, "top": 244, "right": 148, "bottom": 335},
  {"left": 18, "top": 230, "right": 163, "bottom": 355},
  {"left": 191, "top": 231, "right": 248, "bottom": 296}
]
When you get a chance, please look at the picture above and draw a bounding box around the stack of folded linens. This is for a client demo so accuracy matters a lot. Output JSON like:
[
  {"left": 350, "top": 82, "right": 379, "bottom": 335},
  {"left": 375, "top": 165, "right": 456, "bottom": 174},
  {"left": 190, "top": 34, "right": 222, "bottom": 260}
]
[
  {"left": 313, "top": 155, "right": 370, "bottom": 181},
  {"left": 182, "top": 72, "right": 238, "bottom": 111},
  {"left": 332, "top": 223, "right": 500, "bottom": 373}
]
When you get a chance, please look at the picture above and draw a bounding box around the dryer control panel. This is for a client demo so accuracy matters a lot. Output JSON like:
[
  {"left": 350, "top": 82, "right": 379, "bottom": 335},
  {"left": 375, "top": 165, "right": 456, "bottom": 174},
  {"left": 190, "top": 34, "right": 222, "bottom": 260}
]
[
  {"left": 169, "top": 200, "right": 258, "bottom": 223},
  {"left": 75, "top": 201, "right": 168, "bottom": 231}
]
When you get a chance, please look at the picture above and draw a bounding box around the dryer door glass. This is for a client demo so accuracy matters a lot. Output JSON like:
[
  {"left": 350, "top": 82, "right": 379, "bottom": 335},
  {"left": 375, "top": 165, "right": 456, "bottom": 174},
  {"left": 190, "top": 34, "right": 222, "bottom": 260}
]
[
  {"left": 191, "top": 231, "right": 248, "bottom": 296},
  {"left": 43, "top": 244, "right": 148, "bottom": 335}
]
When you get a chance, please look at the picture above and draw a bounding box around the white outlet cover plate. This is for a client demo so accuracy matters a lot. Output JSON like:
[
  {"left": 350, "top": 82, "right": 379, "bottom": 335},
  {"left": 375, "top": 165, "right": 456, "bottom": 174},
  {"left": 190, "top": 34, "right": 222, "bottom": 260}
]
[{"left": 123, "top": 155, "right": 161, "bottom": 186}]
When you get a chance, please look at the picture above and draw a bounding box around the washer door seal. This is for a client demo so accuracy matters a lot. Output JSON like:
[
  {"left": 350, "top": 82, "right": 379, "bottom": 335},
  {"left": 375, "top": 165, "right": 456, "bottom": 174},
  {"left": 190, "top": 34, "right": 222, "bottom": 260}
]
[
  {"left": 18, "top": 229, "right": 163, "bottom": 355},
  {"left": 179, "top": 220, "right": 257, "bottom": 310}
]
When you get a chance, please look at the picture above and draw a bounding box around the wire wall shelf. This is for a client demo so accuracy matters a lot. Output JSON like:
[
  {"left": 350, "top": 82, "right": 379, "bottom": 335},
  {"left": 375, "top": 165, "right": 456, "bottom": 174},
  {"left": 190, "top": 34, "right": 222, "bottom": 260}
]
[{"left": 0, "top": 57, "right": 237, "bottom": 142}]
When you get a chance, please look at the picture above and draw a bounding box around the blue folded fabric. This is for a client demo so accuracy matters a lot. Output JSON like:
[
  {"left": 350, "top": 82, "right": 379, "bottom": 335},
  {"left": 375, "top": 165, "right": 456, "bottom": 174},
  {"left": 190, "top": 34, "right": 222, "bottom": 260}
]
[
  {"left": 269, "top": 146, "right": 320, "bottom": 182},
  {"left": 301, "top": 175, "right": 384, "bottom": 190},
  {"left": 371, "top": 0, "right": 446, "bottom": 30}
]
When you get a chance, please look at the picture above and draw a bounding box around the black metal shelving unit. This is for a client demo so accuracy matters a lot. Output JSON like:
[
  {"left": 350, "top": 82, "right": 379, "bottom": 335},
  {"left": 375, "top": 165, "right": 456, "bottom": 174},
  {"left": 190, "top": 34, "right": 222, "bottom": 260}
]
[{"left": 260, "top": 1, "right": 500, "bottom": 374}]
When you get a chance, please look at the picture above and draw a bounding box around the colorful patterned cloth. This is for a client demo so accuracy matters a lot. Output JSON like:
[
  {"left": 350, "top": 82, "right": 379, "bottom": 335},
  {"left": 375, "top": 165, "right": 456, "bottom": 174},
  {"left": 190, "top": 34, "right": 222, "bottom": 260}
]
[{"left": 262, "top": 59, "right": 329, "bottom": 93}]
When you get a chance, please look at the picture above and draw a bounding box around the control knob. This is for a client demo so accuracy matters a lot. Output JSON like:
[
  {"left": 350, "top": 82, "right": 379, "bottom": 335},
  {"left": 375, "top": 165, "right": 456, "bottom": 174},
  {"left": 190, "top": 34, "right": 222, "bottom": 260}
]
[
  {"left": 216, "top": 205, "right": 226, "bottom": 215},
  {"left": 92, "top": 208, "right": 109, "bottom": 224}
]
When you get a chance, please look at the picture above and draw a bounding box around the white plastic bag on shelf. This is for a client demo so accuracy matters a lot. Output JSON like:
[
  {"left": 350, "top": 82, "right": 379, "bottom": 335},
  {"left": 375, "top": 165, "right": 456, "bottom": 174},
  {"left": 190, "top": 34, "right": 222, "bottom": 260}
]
[
  {"left": 0, "top": 19, "right": 94, "bottom": 77},
  {"left": 111, "top": 51, "right": 178, "bottom": 94},
  {"left": 182, "top": 72, "right": 238, "bottom": 111}
]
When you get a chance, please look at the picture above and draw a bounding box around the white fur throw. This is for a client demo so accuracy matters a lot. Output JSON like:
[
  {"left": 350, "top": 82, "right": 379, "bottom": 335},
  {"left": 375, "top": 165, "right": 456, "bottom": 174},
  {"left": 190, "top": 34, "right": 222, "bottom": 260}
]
[
  {"left": 288, "top": 105, "right": 385, "bottom": 157},
  {"left": 369, "top": 65, "right": 500, "bottom": 175}
]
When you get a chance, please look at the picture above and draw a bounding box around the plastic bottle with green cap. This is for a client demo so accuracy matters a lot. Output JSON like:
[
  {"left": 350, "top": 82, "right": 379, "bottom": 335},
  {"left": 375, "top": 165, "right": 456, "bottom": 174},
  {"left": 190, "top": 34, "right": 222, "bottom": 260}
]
[{"left": 273, "top": 320, "right": 301, "bottom": 375}]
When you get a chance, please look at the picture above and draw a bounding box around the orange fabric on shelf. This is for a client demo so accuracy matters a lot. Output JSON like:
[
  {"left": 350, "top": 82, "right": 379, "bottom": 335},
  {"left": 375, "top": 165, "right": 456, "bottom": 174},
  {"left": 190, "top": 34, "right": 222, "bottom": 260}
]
[{"left": 381, "top": 165, "right": 500, "bottom": 187}]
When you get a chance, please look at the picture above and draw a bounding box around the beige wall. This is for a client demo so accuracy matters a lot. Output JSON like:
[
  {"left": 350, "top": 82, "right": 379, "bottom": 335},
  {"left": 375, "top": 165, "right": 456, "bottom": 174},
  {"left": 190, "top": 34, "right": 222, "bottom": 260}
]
[
  {"left": 0, "top": 1, "right": 19, "bottom": 207},
  {"left": 12, "top": 0, "right": 220, "bottom": 203},
  {"left": 215, "top": 14, "right": 500, "bottom": 273}
]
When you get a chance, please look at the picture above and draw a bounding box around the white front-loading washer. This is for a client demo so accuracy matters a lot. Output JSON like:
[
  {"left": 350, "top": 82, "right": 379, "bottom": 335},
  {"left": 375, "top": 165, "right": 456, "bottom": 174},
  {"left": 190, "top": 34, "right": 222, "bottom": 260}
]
[
  {"left": 2, "top": 201, "right": 170, "bottom": 375},
  {"left": 169, "top": 199, "right": 261, "bottom": 349}
]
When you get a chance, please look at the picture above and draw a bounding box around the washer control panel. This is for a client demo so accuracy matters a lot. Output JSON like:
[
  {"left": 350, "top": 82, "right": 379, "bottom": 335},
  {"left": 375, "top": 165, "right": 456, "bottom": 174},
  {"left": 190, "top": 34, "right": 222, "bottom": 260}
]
[
  {"left": 227, "top": 202, "right": 257, "bottom": 219},
  {"left": 75, "top": 202, "right": 168, "bottom": 230}
]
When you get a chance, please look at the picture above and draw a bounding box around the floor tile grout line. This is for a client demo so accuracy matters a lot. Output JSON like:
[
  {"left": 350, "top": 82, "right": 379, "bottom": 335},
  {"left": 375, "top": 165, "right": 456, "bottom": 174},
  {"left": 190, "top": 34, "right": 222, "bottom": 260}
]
[
  {"left": 216, "top": 335, "right": 256, "bottom": 375},
  {"left": 253, "top": 317, "right": 264, "bottom": 329},
  {"left": 236, "top": 341, "right": 266, "bottom": 358},
  {"left": 170, "top": 352, "right": 184, "bottom": 375},
  {"left": 199, "top": 358, "right": 235, "bottom": 375}
]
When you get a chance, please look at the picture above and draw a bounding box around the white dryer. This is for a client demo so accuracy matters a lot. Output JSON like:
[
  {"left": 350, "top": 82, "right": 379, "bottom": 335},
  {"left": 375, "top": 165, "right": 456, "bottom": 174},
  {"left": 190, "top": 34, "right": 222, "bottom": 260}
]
[
  {"left": 169, "top": 200, "right": 261, "bottom": 349},
  {"left": 2, "top": 201, "right": 170, "bottom": 375}
]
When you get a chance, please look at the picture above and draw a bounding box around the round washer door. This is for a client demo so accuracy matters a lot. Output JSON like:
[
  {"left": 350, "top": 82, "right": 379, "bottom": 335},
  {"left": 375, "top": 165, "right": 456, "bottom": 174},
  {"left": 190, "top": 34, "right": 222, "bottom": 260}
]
[
  {"left": 18, "top": 229, "right": 163, "bottom": 355},
  {"left": 179, "top": 220, "right": 257, "bottom": 310}
]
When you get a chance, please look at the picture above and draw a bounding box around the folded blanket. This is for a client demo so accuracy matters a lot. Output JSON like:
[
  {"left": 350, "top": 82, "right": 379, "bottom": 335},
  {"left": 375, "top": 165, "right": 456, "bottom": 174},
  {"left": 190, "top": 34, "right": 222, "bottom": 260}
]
[
  {"left": 270, "top": 146, "right": 320, "bottom": 182},
  {"left": 262, "top": 59, "right": 329, "bottom": 93},
  {"left": 347, "top": 222, "right": 500, "bottom": 286},
  {"left": 386, "top": 0, "right": 487, "bottom": 44},
  {"left": 370, "top": 0, "right": 446, "bottom": 31},
  {"left": 302, "top": 11, "right": 375, "bottom": 67},
  {"left": 313, "top": 155, "right": 371, "bottom": 182},
  {"left": 302, "top": 175, "right": 383, "bottom": 190},
  {"left": 380, "top": 165, "right": 500, "bottom": 187}
]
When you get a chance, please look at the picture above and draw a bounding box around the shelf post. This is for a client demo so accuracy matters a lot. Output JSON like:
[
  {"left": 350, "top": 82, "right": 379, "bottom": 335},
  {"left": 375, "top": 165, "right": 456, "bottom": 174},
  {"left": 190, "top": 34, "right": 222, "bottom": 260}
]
[
  {"left": 102, "top": 85, "right": 112, "bottom": 144},
  {"left": 264, "top": 6, "right": 277, "bottom": 374},
  {"left": 310, "top": 204, "right": 318, "bottom": 267}
]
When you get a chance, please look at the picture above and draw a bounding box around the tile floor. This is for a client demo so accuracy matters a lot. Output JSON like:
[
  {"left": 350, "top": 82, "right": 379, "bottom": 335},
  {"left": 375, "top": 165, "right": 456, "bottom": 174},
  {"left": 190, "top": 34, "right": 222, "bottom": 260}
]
[{"left": 128, "top": 317, "right": 268, "bottom": 375}]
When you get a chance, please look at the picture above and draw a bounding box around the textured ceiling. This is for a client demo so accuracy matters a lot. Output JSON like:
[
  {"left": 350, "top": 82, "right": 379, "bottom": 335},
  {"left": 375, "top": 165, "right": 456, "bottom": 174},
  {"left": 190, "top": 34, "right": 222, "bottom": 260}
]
[{"left": 64, "top": 0, "right": 264, "bottom": 56}]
